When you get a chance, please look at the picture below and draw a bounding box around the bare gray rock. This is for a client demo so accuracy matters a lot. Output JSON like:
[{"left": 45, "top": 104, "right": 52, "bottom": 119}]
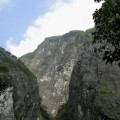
[{"left": 68, "top": 45, "right": 120, "bottom": 120}]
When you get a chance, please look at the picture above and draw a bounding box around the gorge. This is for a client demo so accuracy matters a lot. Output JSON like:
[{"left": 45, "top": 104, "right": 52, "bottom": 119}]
[{"left": 0, "top": 29, "right": 120, "bottom": 120}]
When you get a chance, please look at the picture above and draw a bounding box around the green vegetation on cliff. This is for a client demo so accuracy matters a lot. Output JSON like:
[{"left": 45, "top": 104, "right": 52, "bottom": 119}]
[
  {"left": 0, "top": 47, "right": 51, "bottom": 120},
  {"left": 54, "top": 103, "right": 69, "bottom": 120}
]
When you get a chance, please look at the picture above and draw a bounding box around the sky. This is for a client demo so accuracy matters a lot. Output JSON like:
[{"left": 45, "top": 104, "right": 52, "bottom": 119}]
[{"left": 0, "top": 0, "right": 102, "bottom": 57}]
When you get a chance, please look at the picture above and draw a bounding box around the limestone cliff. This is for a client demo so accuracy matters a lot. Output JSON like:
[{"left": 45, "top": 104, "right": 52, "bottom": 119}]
[
  {"left": 21, "top": 30, "right": 92, "bottom": 116},
  {"left": 0, "top": 47, "right": 51, "bottom": 120},
  {"left": 0, "top": 87, "right": 14, "bottom": 120},
  {"left": 68, "top": 45, "right": 120, "bottom": 120},
  {"left": 20, "top": 29, "right": 120, "bottom": 119}
]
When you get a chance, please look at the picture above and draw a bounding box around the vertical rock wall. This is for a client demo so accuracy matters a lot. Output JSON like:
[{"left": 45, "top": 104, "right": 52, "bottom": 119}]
[
  {"left": 0, "top": 87, "right": 14, "bottom": 120},
  {"left": 68, "top": 47, "right": 120, "bottom": 120}
]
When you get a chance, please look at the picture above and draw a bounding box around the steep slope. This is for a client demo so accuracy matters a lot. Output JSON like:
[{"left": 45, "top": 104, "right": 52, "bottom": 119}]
[
  {"left": 21, "top": 30, "right": 93, "bottom": 116},
  {"left": 0, "top": 47, "right": 51, "bottom": 120},
  {"left": 68, "top": 45, "right": 120, "bottom": 120}
]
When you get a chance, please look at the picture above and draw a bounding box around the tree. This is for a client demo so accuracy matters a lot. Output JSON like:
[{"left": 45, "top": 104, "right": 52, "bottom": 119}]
[{"left": 93, "top": 0, "right": 120, "bottom": 66}]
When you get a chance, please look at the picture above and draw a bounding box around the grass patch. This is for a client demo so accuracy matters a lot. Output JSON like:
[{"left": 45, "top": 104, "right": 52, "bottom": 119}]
[{"left": 98, "top": 86, "right": 112, "bottom": 94}]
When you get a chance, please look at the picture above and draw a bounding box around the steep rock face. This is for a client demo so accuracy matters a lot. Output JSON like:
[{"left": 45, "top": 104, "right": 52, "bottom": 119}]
[
  {"left": 21, "top": 30, "right": 92, "bottom": 116},
  {"left": 68, "top": 45, "right": 120, "bottom": 120},
  {"left": 0, "top": 48, "right": 50, "bottom": 120},
  {"left": 0, "top": 87, "right": 14, "bottom": 120}
]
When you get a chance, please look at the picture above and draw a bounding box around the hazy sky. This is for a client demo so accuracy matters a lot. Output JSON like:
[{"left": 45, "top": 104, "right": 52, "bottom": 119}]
[{"left": 0, "top": 0, "right": 102, "bottom": 57}]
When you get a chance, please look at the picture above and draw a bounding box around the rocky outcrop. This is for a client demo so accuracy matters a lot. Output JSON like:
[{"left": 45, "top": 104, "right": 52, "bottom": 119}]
[
  {"left": 0, "top": 87, "right": 14, "bottom": 120},
  {"left": 68, "top": 45, "right": 120, "bottom": 120},
  {"left": 21, "top": 30, "right": 92, "bottom": 116},
  {"left": 0, "top": 47, "right": 51, "bottom": 120},
  {"left": 20, "top": 28, "right": 120, "bottom": 119}
]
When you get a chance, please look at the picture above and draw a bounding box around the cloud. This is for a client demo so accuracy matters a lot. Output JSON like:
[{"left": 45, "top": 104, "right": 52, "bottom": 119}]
[
  {"left": 0, "top": 0, "right": 10, "bottom": 6},
  {"left": 0, "top": 0, "right": 11, "bottom": 11},
  {"left": 7, "top": 0, "right": 102, "bottom": 57}
]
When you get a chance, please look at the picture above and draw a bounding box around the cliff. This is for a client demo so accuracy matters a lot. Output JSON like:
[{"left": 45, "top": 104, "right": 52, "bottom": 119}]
[
  {"left": 68, "top": 45, "right": 120, "bottom": 120},
  {"left": 21, "top": 29, "right": 120, "bottom": 119},
  {"left": 21, "top": 30, "right": 93, "bottom": 116},
  {"left": 0, "top": 47, "right": 51, "bottom": 120}
]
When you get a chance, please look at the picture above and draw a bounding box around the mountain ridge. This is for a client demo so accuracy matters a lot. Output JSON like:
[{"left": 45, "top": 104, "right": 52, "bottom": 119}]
[
  {"left": 20, "top": 29, "right": 93, "bottom": 116},
  {"left": 20, "top": 28, "right": 120, "bottom": 119}
]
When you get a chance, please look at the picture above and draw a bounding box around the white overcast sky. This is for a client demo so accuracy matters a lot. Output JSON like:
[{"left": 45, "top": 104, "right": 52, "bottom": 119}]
[{"left": 6, "top": 0, "right": 102, "bottom": 57}]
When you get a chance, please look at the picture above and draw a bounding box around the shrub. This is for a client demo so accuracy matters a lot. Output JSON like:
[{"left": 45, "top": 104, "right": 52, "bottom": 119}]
[
  {"left": 0, "top": 64, "right": 8, "bottom": 72},
  {"left": 98, "top": 87, "right": 112, "bottom": 94}
]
